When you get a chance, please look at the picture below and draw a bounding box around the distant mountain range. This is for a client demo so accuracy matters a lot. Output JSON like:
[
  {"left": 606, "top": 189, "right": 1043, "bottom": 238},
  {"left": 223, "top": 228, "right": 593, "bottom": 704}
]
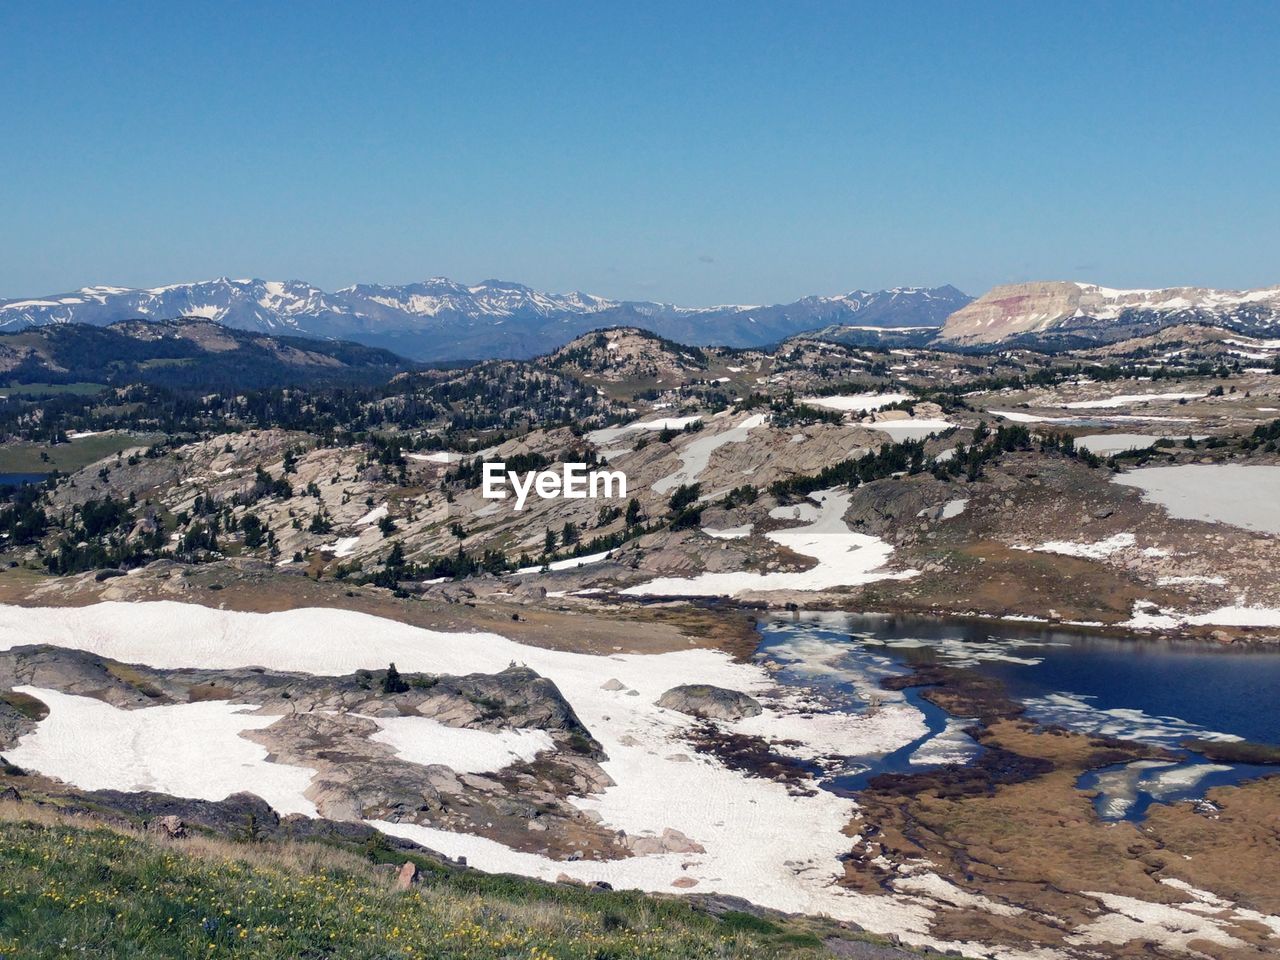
[
  {"left": 939, "top": 281, "right": 1280, "bottom": 347},
  {"left": 0, "top": 278, "right": 972, "bottom": 361},
  {"left": 9, "top": 276, "right": 1272, "bottom": 358}
]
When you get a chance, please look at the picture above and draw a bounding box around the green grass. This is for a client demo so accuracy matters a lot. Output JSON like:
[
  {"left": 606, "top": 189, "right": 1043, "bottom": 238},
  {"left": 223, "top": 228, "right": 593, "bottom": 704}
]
[
  {"left": 0, "top": 433, "right": 159, "bottom": 473},
  {"left": 0, "top": 810, "right": 836, "bottom": 960},
  {"left": 0, "top": 691, "right": 48, "bottom": 721},
  {"left": 138, "top": 358, "right": 194, "bottom": 369}
]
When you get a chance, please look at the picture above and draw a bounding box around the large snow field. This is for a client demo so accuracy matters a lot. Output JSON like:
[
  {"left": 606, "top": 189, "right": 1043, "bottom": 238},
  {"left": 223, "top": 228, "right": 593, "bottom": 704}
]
[
  {"left": 1074, "top": 434, "right": 1198, "bottom": 456},
  {"left": 621, "top": 489, "right": 915, "bottom": 597},
  {"left": 0, "top": 601, "right": 935, "bottom": 939},
  {"left": 991, "top": 410, "right": 1196, "bottom": 426},
  {"left": 991, "top": 410, "right": 1087, "bottom": 424},
  {"left": 1113, "top": 464, "right": 1280, "bottom": 534},
  {"left": 866, "top": 418, "right": 954, "bottom": 441},
  {"left": 1062, "top": 392, "right": 1205, "bottom": 409},
  {"left": 652, "top": 413, "right": 766, "bottom": 495},
  {"left": 5, "top": 686, "right": 319, "bottom": 816},
  {"left": 800, "top": 392, "right": 912, "bottom": 413}
]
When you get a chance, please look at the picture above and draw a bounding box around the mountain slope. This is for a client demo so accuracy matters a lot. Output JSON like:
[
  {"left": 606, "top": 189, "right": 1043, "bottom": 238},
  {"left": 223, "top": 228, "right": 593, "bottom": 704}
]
[
  {"left": 0, "top": 278, "right": 970, "bottom": 361},
  {"left": 939, "top": 280, "right": 1280, "bottom": 347},
  {"left": 0, "top": 319, "right": 415, "bottom": 390}
]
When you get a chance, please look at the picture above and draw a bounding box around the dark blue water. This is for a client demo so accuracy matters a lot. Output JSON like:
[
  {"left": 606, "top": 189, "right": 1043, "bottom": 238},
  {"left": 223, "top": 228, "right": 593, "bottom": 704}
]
[
  {"left": 977, "top": 634, "right": 1280, "bottom": 746},
  {"left": 0, "top": 472, "right": 51, "bottom": 487},
  {"left": 757, "top": 613, "right": 1280, "bottom": 820}
]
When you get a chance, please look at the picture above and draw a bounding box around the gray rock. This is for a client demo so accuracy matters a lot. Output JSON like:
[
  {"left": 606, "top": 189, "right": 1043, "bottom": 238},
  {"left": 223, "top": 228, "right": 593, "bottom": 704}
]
[
  {"left": 656, "top": 684, "right": 762, "bottom": 721},
  {"left": 148, "top": 814, "right": 187, "bottom": 839},
  {"left": 627, "top": 827, "right": 706, "bottom": 855}
]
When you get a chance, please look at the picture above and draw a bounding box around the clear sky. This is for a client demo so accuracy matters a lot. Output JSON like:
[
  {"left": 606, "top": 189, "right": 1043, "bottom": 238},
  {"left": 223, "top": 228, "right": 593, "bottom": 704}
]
[{"left": 2, "top": 1, "right": 1277, "bottom": 305}]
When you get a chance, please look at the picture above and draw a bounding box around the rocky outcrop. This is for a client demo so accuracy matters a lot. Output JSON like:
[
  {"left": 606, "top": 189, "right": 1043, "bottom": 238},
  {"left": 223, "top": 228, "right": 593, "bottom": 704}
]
[
  {"left": 939, "top": 280, "right": 1280, "bottom": 346},
  {"left": 0, "top": 690, "right": 47, "bottom": 749},
  {"left": 656, "top": 685, "right": 762, "bottom": 721},
  {"left": 0, "top": 646, "right": 621, "bottom": 859},
  {"left": 0, "top": 648, "right": 594, "bottom": 745},
  {"left": 938, "top": 281, "right": 1092, "bottom": 345}
]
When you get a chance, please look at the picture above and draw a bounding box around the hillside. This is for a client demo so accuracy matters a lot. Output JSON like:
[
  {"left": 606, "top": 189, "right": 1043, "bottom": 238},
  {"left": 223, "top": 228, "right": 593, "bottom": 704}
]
[
  {"left": 0, "top": 801, "right": 912, "bottom": 959},
  {"left": 0, "top": 319, "right": 415, "bottom": 390},
  {"left": 0, "top": 278, "right": 971, "bottom": 361}
]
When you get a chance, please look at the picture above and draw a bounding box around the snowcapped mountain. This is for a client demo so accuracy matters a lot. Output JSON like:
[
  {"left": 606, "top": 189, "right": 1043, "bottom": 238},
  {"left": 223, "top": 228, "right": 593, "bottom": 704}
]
[
  {"left": 0, "top": 278, "right": 969, "bottom": 361},
  {"left": 939, "top": 281, "right": 1280, "bottom": 347}
]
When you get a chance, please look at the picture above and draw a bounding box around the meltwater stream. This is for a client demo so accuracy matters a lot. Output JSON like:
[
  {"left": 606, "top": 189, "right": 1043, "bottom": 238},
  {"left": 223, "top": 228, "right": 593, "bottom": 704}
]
[{"left": 756, "top": 613, "right": 1280, "bottom": 821}]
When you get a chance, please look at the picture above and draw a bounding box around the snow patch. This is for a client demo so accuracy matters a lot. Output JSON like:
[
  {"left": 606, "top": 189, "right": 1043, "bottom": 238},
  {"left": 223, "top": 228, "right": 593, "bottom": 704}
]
[
  {"left": 622, "top": 489, "right": 913, "bottom": 597},
  {"left": 6, "top": 686, "right": 318, "bottom": 816},
  {"left": 369, "top": 715, "right": 554, "bottom": 773}
]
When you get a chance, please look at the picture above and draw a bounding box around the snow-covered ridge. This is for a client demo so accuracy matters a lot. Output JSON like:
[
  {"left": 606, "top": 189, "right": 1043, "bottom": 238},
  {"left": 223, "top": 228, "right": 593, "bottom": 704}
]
[
  {"left": 0, "top": 279, "right": 947, "bottom": 328},
  {"left": 0, "top": 277, "right": 970, "bottom": 362},
  {"left": 0, "top": 277, "right": 620, "bottom": 331}
]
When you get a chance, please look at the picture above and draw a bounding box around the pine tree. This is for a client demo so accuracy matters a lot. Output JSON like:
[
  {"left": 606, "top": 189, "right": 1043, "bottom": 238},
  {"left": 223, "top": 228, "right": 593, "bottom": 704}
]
[{"left": 383, "top": 662, "right": 408, "bottom": 694}]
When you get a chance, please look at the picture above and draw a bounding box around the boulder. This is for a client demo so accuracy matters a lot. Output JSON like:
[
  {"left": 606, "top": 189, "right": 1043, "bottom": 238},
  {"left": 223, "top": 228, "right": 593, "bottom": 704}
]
[
  {"left": 656, "top": 684, "right": 762, "bottom": 721},
  {"left": 395, "top": 861, "right": 419, "bottom": 890},
  {"left": 627, "top": 827, "right": 706, "bottom": 856},
  {"left": 512, "top": 582, "right": 547, "bottom": 602},
  {"left": 148, "top": 814, "right": 187, "bottom": 839},
  {"left": 871, "top": 409, "right": 911, "bottom": 422}
]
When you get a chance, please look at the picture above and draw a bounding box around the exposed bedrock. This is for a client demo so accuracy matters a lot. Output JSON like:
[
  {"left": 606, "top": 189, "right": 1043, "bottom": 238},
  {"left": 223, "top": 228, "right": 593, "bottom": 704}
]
[
  {"left": 656, "top": 683, "right": 763, "bottom": 721},
  {"left": 0, "top": 645, "right": 623, "bottom": 857},
  {"left": 0, "top": 645, "right": 597, "bottom": 746}
]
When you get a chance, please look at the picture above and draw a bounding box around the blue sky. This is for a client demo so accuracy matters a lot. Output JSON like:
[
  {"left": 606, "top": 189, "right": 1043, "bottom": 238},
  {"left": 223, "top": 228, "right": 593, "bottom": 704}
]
[{"left": 2, "top": 1, "right": 1277, "bottom": 304}]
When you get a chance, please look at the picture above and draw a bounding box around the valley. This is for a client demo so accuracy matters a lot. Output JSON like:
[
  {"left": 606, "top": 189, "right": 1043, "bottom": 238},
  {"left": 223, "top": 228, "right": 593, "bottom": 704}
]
[{"left": 8, "top": 8, "right": 1277, "bottom": 957}]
